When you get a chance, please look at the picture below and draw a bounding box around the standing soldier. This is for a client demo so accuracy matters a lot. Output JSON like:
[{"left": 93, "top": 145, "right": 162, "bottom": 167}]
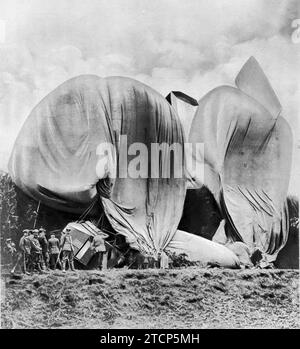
[
  {"left": 30, "top": 229, "right": 43, "bottom": 272},
  {"left": 90, "top": 231, "right": 109, "bottom": 270},
  {"left": 60, "top": 228, "right": 75, "bottom": 272},
  {"left": 38, "top": 228, "right": 49, "bottom": 270},
  {"left": 48, "top": 233, "right": 61, "bottom": 270},
  {"left": 23, "top": 230, "right": 33, "bottom": 273},
  {"left": 13, "top": 229, "right": 31, "bottom": 275},
  {"left": 4, "top": 238, "right": 17, "bottom": 273},
  {"left": 26, "top": 230, "right": 35, "bottom": 272}
]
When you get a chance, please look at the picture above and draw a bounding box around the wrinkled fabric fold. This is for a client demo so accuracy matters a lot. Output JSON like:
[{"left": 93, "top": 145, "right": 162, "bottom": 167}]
[
  {"left": 9, "top": 75, "right": 186, "bottom": 258},
  {"left": 189, "top": 85, "right": 292, "bottom": 261}
]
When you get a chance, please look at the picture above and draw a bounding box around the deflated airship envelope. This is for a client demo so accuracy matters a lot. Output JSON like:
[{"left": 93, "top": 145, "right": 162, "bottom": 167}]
[
  {"left": 9, "top": 75, "right": 187, "bottom": 258},
  {"left": 189, "top": 59, "right": 292, "bottom": 262}
]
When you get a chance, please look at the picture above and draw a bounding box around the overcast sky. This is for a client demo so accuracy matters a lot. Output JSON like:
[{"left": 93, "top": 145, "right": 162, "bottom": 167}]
[{"left": 0, "top": 0, "right": 299, "bottom": 193}]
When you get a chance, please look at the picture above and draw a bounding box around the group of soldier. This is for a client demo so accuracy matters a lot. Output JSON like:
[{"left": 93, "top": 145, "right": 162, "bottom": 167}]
[
  {"left": 4, "top": 225, "right": 170, "bottom": 274},
  {"left": 5, "top": 227, "right": 76, "bottom": 275}
]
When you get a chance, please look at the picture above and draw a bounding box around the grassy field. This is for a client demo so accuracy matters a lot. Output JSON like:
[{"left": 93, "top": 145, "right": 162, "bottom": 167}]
[{"left": 1, "top": 267, "right": 299, "bottom": 329}]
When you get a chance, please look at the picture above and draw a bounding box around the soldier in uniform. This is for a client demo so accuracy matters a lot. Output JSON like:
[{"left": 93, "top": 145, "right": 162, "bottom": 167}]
[
  {"left": 26, "top": 230, "right": 35, "bottom": 272},
  {"left": 90, "top": 231, "right": 109, "bottom": 270},
  {"left": 30, "top": 229, "right": 43, "bottom": 272},
  {"left": 48, "top": 233, "right": 61, "bottom": 270},
  {"left": 16, "top": 229, "right": 31, "bottom": 274},
  {"left": 60, "top": 228, "right": 75, "bottom": 272},
  {"left": 5, "top": 238, "right": 17, "bottom": 256},
  {"left": 5, "top": 238, "right": 17, "bottom": 273},
  {"left": 38, "top": 228, "right": 49, "bottom": 270}
]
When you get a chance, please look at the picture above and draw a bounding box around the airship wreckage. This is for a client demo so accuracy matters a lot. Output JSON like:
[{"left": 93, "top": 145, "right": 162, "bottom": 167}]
[{"left": 8, "top": 57, "right": 296, "bottom": 269}]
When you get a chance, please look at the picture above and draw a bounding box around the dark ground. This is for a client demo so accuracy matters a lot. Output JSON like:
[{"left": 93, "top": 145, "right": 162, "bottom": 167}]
[{"left": 1, "top": 267, "right": 299, "bottom": 329}]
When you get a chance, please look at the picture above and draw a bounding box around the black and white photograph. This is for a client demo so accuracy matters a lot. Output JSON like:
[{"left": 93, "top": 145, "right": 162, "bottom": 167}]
[{"left": 0, "top": 0, "right": 299, "bottom": 333}]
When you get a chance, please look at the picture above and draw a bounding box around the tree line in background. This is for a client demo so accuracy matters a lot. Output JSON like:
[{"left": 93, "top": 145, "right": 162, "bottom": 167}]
[{"left": 0, "top": 172, "right": 37, "bottom": 264}]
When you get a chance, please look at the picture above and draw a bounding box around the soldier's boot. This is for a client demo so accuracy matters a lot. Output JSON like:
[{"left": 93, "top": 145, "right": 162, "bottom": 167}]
[
  {"left": 41, "top": 261, "right": 47, "bottom": 271},
  {"left": 70, "top": 261, "right": 75, "bottom": 271},
  {"left": 37, "top": 262, "right": 44, "bottom": 273},
  {"left": 62, "top": 260, "right": 66, "bottom": 272},
  {"left": 56, "top": 260, "right": 62, "bottom": 270},
  {"left": 22, "top": 258, "right": 29, "bottom": 274},
  {"left": 44, "top": 260, "right": 50, "bottom": 271}
]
